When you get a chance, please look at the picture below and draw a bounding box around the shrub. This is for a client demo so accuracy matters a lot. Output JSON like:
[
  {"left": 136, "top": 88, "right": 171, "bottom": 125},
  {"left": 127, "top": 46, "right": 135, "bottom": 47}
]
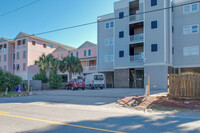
[
  {"left": 32, "top": 72, "right": 48, "bottom": 83},
  {"left": 0, "top": 69, "right": 22, "bottom": 92},
  {"left": 49, "top": 72, "right": 62, "bottom": 89}
]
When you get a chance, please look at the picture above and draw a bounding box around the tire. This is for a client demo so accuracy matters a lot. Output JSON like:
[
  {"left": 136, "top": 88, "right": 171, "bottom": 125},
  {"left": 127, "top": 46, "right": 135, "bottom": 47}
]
[
  {"left": 100, "top": 87, "right": 103, "bottom": 89},
  {"left": 82, "top": 87, "right": 85, "bottom": 90},
  {"left": 72, "top": 86, "right": 75, "bottom": 91}
]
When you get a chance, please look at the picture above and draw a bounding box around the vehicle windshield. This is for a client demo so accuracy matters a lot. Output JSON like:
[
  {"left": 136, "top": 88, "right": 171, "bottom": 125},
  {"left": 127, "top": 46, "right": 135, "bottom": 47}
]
[
  {"left": 76, "top": 79, "right": 83, "bottom": 83},
  {"left": 94, "top": 75, "right": 104, "bottom": 80}
]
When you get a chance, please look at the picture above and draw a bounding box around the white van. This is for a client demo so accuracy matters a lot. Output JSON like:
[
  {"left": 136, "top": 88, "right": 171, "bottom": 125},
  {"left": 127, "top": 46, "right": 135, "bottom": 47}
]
[{"left": 85, "top": 73, "right": 105, "bottom": 89}]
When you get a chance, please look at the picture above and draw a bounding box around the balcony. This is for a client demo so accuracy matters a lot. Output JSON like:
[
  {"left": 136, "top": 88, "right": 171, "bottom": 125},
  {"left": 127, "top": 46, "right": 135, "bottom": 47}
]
[
  {"left": 22, "top": 45, "right": 26, "bottom": 49},
  {"left": 0, "top": 49, "right": 2, "bottom": 53},
  {"left": 83, "top": 66, "right": 97, "bottom": 73},
  {"left": 130, "top": 53, "right": 144, "bottom": 62},
  {"left": 129, "top": 14, "right": 143, "bottom": 23},
  {"left": 130, "top": 34, "right": 144, "bottom": 43},
  {"left": 17, "top": 46, "right": 21, "bottom": 50}
]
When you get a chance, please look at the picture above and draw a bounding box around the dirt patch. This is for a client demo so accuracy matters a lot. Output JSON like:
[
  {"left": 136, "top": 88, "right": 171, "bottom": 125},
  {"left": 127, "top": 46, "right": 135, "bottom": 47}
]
[{"left": 117, "top": 95, "right": 200, "bottom": 111}]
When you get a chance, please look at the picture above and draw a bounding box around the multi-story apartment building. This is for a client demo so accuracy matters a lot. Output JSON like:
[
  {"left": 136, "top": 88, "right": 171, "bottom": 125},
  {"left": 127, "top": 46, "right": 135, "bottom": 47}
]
[
  {"left": 98, "top": 0, "right": 200, "bottom": 89},
  {"left": 0, "top": 32, "right": 97, "bottom": 82},
  {"left": 52, "top": 41, "right": 97, "bottom": 81}
]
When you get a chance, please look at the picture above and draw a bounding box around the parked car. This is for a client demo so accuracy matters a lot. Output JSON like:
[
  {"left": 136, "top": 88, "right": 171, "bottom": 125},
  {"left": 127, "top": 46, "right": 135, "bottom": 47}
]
[
  {"left": 66, "top": 79, "right": 85, "bottom": 90},
  {"left": 85, "top": 73, "right": 105, "bottom": 89}
]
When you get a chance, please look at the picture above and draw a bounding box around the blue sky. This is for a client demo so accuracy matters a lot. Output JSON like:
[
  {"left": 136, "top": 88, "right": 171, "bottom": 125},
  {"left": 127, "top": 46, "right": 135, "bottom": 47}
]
[{"left": 0, "top": 0, "right": 117, "bottom": 48}]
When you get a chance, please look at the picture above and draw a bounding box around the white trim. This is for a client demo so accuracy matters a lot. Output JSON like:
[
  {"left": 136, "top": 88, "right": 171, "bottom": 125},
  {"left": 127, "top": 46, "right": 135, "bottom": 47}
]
[
  {"left": 174, "top": 64, "right": 200, "bottom": 68},
  {"left": 144, "top": 62, "right": 172, "bottom": 66},
  {"left": 169, "top": 0, "right": 173, "bottom": 64},
  {"left": 98, "top": 69, "right": 114, "bottom": 72},
  {"left": 164, "top": 0, "right": 167, "bottom": 63},
  {"left": 143, "top": 0, "right": 146, "bottom": 64},
  {"left": 114, "top": 65, "right": 144, "bottom": 69}
]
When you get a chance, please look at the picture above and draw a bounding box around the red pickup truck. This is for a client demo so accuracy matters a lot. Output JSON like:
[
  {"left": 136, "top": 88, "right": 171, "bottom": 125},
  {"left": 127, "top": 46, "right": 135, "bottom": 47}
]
[{"left": 66, "top": 79, "right": 85, "bottom": 90}]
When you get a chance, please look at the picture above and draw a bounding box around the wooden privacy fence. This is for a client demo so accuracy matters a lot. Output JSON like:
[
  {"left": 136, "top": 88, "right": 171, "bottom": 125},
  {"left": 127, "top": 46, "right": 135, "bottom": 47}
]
[{"left": 168, "top": 73, "right": 200, "bottom": 99}]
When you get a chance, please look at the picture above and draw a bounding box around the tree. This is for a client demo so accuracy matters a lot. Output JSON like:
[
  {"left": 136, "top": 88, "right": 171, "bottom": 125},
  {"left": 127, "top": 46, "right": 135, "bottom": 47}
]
[
  {"left": 59, "top": 56, "right": 83, "bottom": 80},
  {"left": 35, "top": 54, "right": 55, "bottom": 78}
]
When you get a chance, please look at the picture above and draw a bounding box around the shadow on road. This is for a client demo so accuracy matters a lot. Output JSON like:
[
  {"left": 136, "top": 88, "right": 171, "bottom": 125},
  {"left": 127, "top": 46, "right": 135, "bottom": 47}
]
[{"left": 22, "top": 113, "right": 200, "bottom": 133}]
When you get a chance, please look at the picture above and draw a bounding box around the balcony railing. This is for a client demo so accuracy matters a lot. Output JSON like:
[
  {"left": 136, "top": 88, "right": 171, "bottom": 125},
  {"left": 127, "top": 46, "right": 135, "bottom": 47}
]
[
  {"left": 130, "top": 53, "right": 144, "bottom": 62},
  {"left": 130, "top": 14, "right": 143, "bottom": 23},
  {"left": 22, "top": 45, "right": 26, "bottom": 49},
  {"left": 17, "top": 46, "right": 21, "bottom": 50},
  {"left": 83, "top": 66, "right": 97, "bottom": 73},
  {"left": 0, "top": 49, "right": 2, "bottom": 53},
  {"left": 130, "top": 34, "right": 144, "bottom": 43}
]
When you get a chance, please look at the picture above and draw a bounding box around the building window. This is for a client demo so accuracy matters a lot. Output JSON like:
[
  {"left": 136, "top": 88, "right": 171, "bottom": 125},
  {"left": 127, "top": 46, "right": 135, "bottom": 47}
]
[
  {"left": 84, "top": 50, "right": 87, "bottom": 56},
  {"left": 4, "top": 55, "right": 6, "bottom": 61},
  {"left": 43, "top": 44, "right": 47, "bottom": 48},
  {"left": 105, "top": 39, "right": 109, "bottom": 46},
  {"left": 16, "top": 64, "right": 20, "bottom": 71},
  {"left": 192, "top": 25, "right": 198, "bottom": 33},
  {"left": 172, "top": 47, "right": 174, "bottom": 55},
  {"left": 76, "top": 52, "right": 79, "bottom": 58},
  {"left": 119, "top": 31, "right": 124, "bottom": 38},
  {"left": 151, "top": 0, "right": 157, "bottom": 6},
  {"left": 22, "top": 39, "right": 26, "bottom": 45},
  {"left": 23, "top": 63, "right": 26, "bottom": 71},
  {"left": 4, "top": 65, "right": 6, "bottom": 71},
  {"left": 119, "top": 51, "right": 124, "bottom": 57},
  {"left": 151, "top": 21, "right": 157, "bottom": 29},
  {"left": 119, "top": 12, "right": 124, "bottom": 19},
  {"left": 17, "top": 52, "right": 20, "bottom": 59},
  {"left": 106, "top": 23, "right": 109, "bottom": 29},
  {"left": 110, "top": 38, "right": 114, "bottom": 45},
  {"left": 50, "top": 44, "right": 54, "bottom": 49},
  {"left": 71, "top": 53, "right": 73, "bottom": 56},
  {"left": 184, "top": 3, "right": 199, "bottom": 14},
  {"left": 151, "top": 44, "right": 158, "bottom": 52},
  {"left": 88, "top": 49, "right": 91, "bottom": 56},
  {"left": 183, "top": 25, "right": 199, "bottom": 34},
  {"left": 23, "top": 51, "right": 26, "bottom": 59},
  {"left": 105, "top": 55, "right": 113, "bottom": 62},
  {"left": 184, "top": 46, "right": 199, "bottom": 56},
  {"left": 17, "top": 40, "right": 21, "bottom": 46},
  {"left": 110, "top": 22, "right": 114, "bottom": 28},
  {"left": 32, "top": 41, "right": 36, "bottom": 46}
]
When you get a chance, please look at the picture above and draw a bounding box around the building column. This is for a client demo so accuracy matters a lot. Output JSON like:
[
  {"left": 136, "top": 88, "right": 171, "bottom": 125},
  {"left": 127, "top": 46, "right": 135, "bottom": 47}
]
[{"left": 178, "top": 68, "right": 181, "bottom": 75}]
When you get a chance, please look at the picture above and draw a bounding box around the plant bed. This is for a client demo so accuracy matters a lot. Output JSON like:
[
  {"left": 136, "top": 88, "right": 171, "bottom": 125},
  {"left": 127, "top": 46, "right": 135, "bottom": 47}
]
[
  {"left": 117, "top": 95, "right": 200, "bottom": 112},
  {"left": 0, "top": 91, "right": 30, "bottom": 98}
]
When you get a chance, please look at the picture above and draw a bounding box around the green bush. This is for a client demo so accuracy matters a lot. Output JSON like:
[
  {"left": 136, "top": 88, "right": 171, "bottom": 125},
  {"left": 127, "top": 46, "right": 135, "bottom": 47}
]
[
  {"left": 32, "top": 72, "right": 48, "bottom": 83},
  {"left": 49, "top": 72, "right": 62, "bottom": 89},
  {"left": 0, "top": 69, "right": 22, "bottom": 92}
]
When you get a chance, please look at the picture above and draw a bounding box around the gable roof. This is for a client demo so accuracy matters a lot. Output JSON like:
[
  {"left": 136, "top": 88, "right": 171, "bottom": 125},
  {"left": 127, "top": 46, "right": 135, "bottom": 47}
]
[
  {"left": 14, "top": 32, "right": 76, "bottom": 50},
  {"left": 77, "top": 41, "right": 97, "bottom": 50},
  {"left": 0, "top": 37, "right": 13, "bottom": 43}
]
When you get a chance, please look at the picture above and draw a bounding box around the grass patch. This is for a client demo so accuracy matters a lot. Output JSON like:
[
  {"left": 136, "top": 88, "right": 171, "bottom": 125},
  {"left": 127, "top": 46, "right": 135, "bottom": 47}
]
[{"left": 0, "top": 91, "right": 21, "bottom": 97}]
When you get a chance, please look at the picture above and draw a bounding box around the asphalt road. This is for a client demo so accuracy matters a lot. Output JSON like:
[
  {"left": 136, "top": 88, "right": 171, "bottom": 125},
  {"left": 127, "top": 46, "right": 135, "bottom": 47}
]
[{"left": 0, "top": 88, "right": 200, "bottom": 133}]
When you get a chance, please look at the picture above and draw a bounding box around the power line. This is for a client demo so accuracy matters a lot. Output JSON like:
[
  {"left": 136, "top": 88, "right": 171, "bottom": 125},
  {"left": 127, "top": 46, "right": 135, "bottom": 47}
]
[
  {"left": 2, "top": 0, "right": 200, "bottom": 40},
  {"left": 34, "top": 0, "right": 200, "bottom": 36},
  {"left": 0, "top": 0, "right": 41, "bottom": 18}
]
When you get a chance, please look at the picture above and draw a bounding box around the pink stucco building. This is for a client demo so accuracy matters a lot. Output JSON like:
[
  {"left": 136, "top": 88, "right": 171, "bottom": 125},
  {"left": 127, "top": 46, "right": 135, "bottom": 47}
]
[{"left": 0, "top": 32, "right": 97, "bottom": 81}]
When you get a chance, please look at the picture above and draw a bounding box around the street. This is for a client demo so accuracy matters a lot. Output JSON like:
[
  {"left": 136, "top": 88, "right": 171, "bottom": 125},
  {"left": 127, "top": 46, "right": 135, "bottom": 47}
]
[{"left": 0, "top": 88, "right": 200, "bottom": 133}]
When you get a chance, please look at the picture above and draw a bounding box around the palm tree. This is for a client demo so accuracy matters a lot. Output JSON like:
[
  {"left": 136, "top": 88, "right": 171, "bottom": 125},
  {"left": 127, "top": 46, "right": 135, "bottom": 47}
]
[
  {"left": 59, "top": 56, "right": 83, "bottom": 81},
  {"left": 35, "top": 54, "right": 56, "bottom": 78}
]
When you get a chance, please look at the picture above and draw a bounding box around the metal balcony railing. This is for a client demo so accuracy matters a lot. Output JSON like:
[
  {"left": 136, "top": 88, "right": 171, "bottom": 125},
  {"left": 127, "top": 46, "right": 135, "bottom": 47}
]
[
  {"left": 83, "top": 66, "right": 97, "bottom": 73},
  {"left": 130, "top": 34, "right": 144, "bottom": 43},
  {"left": 130, "top": 53, "right": 144, "bottom": 62},
  {"left": 129, "top": 14, "right": 144, "bottom": 22}
]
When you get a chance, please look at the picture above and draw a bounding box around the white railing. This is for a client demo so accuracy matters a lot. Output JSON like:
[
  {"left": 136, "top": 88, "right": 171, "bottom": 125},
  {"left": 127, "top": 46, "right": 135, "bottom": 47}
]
[
  {"left": 129, "top": 14, "right": 143, "bottom": 22},
  {"left": 83, "top": 66, "right": 97, "bottom": 73},
  {"left": 3, "top": 48, "right": 7, "bottom": 53},
  {"left": 130, "top": 34, "right": 144, "bottom": 43},
  {"left": 22, "top": 45, "right": 26, "bottom": 49},
  {"left": 17, "top": 46, "right": 21, "bottom": 50},
  {"left": 130, "top": 53, "right": 144, "bottom": 62},
  {"left": 0, "top": 49, "right": 2, "bottom": 53}
]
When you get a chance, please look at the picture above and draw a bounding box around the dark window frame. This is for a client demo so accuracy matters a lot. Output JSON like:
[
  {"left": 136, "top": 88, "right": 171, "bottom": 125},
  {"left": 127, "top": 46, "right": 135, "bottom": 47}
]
[
  {"left": 119, "top": 51, "right": 124, "bottom": 57},
  {"left": 119, "top": 12, "right": 124, "bottom": 19},
  {"left": 151, "top": 20, "right": 158, "bottom": 29},
  {"left": 151, "top": 0, "right": 157, "bottom": 6},
  {"left": 119, "top": 31, "right": 124, "bottom": 38},
  {"left": 151, "top": 44, "right": 158, "bottom": 52}
]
